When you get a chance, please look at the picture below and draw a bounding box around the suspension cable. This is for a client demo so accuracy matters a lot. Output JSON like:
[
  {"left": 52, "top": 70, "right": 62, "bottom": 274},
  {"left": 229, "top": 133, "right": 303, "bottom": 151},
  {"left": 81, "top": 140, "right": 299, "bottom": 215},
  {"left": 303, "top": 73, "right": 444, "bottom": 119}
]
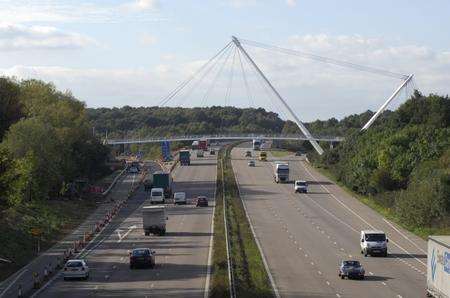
[
  {"left": 158, "top": 41, "right": 232, "bottom": 106},
  {"left": 225, "top": 46, "right": 237, "bottom": 107},
  {"left": 238, "top": 38, "right": 408, "bottom": 80},
  {"left": 237, "top": 48, "right": 254, "bottom": 107}
]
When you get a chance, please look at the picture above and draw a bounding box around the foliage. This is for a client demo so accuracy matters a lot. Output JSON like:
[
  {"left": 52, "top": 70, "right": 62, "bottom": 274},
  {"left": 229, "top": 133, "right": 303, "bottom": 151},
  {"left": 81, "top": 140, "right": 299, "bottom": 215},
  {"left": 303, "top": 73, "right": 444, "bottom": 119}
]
[{"left": 311, "top": 91, "right": 450, "bottom": 232}]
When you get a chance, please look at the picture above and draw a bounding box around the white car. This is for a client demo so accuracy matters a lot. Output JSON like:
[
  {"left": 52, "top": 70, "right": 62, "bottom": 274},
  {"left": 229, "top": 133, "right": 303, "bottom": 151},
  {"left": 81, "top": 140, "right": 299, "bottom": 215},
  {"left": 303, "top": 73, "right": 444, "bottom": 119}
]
[
  {"left": 294, "top": 180, "right": 308, "bottom": 193},
  {"left": 360, "top": 230, "right": 388, "bottom": 257},
  {"left": 128, "top": 166, "right": 139, "bottom": 174},
  {"left": 173, "top": 192, "right": 187, "bottom": 205},
  {"left": 150, "top": 188, "right": 165, "bottom": 204},
  {"left": 63, "top": 259, "right": 89, "bottom": 280}
]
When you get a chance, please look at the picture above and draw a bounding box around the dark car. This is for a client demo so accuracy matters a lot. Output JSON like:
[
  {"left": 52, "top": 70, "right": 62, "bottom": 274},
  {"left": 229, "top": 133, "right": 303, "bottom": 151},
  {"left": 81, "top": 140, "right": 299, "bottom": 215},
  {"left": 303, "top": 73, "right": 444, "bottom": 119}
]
[
  {"left": 210, "top": 149, "right": 215, "bottom": 155},
  {"left": 129, "top": 248, "right": 155, "bottom": 269},
  {"left": 196, "top": 196, "right": 208, "bottom": 207},
  {"left": 295, "top": 151, "right": 303, "bottom": 156},
  {"left": 338, "top": 260, "right": 365, "bottom": 279},
  {"left": 245, "top": 151, "right": 252, "bottom": 157}
]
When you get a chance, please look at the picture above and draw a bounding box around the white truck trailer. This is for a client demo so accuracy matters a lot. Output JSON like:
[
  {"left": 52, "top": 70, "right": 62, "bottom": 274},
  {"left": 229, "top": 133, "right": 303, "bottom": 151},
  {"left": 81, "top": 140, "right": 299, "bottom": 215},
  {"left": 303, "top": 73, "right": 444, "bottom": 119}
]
[
  {"left": 274, "top": 162, "right": 289, "bottom": 183},
  {"left": 427, "top": 236, "right": 450, "bottom": 298},
  {"left": 142, "top": 206, "right": 167, "bottom": 236}
]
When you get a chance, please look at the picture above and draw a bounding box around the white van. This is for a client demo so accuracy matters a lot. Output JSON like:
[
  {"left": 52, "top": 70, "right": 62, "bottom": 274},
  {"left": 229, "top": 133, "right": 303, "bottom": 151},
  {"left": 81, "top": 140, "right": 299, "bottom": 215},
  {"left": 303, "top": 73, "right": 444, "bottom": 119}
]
[
  {"left": 150, "top": 188, "right": 165, "bottom": 204},
  {"left": 173, "top": 192, "right": 187, "bottom": 205},
  {"left": 360, "top": 230, "right": 388, "bottom": 257}
]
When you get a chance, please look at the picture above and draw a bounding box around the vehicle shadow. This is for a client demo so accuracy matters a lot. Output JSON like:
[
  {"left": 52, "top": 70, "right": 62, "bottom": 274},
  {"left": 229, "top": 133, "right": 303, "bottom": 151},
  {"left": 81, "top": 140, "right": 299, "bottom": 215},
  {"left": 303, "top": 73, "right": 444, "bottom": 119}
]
[
  {"left": 387, "top": 253, "right": 427, "bottom": 259},
  {"left": 307, "top": 180, "right": 334, "bottom": 185},
  {"left": 165, "top": 231, "right": 213, "bottom": 237},
  {"left": 362, "top": 275, "right": 393, "bottom": 282}
]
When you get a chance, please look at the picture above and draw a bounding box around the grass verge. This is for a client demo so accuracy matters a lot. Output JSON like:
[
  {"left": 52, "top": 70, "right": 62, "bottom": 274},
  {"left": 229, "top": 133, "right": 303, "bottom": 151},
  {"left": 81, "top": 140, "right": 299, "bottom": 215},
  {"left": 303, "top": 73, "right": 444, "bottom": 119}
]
[
  {"left": 210, "top": 147, "right": 230, "bottom": 298},
  {"left": 222, "top": 145, "right": 274, "bottom": 297},
  {"left": 0, "top": 169, "right": 122, "bottom": 282},
  {"left": 312, "top": 165, "right": 450, "bottom": 239},
  {"left": 269, "top": 149, "right": 291, "bottom": 158}
]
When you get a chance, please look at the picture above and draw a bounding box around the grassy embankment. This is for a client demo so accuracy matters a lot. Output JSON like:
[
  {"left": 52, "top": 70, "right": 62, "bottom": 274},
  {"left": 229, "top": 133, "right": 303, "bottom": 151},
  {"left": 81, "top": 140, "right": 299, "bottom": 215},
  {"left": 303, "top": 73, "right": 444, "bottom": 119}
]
[
  {"left": 312, "top": 165, "right": 450, "bottom": 239},
  {"left": 210, "top": 145, "right": 274, "bottom": 297},
  {"left": 269, "top": 149, "right": 292, "bottom": 158},
  {"left": 0, "top": 170, "right": 122, "bottom": 282}
]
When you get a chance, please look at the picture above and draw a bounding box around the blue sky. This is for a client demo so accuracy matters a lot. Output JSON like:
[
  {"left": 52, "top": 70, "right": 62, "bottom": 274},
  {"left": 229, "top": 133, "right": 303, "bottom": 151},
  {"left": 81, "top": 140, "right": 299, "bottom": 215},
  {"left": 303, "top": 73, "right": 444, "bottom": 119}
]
[{"left": 0, "top": 0, "right": 449, "bottom": 121}]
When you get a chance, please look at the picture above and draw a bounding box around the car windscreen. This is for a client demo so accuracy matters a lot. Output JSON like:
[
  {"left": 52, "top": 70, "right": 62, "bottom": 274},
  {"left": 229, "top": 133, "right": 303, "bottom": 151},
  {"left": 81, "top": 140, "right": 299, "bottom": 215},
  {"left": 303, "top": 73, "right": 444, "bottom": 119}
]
[
  {"left": 132, "top": 249, "right": 150, "bottom": 257},
  {"left": 296, "top": 182, "right": 306, "bottom": 186},
  {"left": 152, "top": 191, "right": 163, "bottom": 197},
  {"left": 66, "top": 261, "right": 83, "bottom": 267},
  {"left": 343, "top": 261, "right": 360, "bottom": 267},
  {"left": 365, "top": 233, "right": 386, "bottom": 241}
]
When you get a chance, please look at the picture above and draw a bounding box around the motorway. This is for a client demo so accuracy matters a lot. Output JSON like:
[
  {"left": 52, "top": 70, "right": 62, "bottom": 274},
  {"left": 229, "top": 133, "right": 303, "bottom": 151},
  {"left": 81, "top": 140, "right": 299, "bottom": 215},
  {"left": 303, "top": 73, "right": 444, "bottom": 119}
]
[
  {"left": 34, "top": 153, "right": 217, "bottom": 297},
  {"left": 231, "top": 145, "right": 427, "bottom": 298}
]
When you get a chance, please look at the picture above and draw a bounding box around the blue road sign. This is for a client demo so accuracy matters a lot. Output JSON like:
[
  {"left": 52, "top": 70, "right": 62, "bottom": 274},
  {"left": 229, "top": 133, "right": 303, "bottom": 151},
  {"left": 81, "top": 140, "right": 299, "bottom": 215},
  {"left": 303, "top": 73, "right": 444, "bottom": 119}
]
[{"left": 161, "top": 141, "right": 171, "bottom": 161}]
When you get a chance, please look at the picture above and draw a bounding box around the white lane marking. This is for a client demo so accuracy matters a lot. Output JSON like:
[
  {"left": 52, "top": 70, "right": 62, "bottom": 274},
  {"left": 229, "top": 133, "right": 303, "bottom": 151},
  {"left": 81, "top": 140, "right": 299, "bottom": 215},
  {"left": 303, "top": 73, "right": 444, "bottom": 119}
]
[
  {"left": 301, "top": 163, "right": 427, "bottom": 268},
  {"left": 0, "top": 268, "right": 28, "bottom": 298},
  {"left": 336, "top": 294, "right": 341, "bottom": 298},
  {"left": 232, "top": 161, "right": 280, "bottom": 298},
  {"left": 381, "top": 282, "right": 387, "bottom": 286},
  {"left": 203, "top": 161, "right": 217, "bottom": 298},
  {"left": 397, "top": 295, "right": 403, "bottom": 298},
  {"left": 117, "top": 225, "right": 137, "bottom": 243},
  {"left": 326, "top": 281, "right": 330, "bottom": 286},
  {"left": 117, "top": 230, "right": 122, "bottom": 240},
  {"left": 311, "top": 262, "right": 314, "bottom": 266},
  {"left": 318, "top": 271, "right": 322, "bottom": 275},
  {"left": 349, "top": 255, "right": 352, "bottom": 258},
  {"left": 382, "top": 218, "right": 427, "bottom": 254}
]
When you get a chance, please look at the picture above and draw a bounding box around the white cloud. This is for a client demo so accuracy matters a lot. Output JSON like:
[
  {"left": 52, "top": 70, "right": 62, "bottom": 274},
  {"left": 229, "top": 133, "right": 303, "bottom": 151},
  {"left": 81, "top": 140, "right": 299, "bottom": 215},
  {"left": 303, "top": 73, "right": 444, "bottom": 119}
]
[
  {"left": 139, "top": 33, "right": 158, "bottom": 46},
  {"left": 0, "top": 1, "right": 165, "bottom": 24},
  {"left": 286, "top": 0, "right": 297, "bottom": 7},
  {"left": 123, "top": 0, "right": 160, "bottom": 11},
  {"left": 0, "top": 23, "right": 95, "bottom": 51},
  {"left": 226, "top": 0, "right": 257, "bottom": 8}
]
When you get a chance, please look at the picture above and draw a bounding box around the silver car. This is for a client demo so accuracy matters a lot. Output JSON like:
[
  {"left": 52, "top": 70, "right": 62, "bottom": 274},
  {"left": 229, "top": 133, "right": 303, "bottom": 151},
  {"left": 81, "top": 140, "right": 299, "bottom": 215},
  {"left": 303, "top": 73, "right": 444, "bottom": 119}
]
[
  {"left": 248, "top": 160, "right": 255, "bottom": 167},
  {"left": 63, "top": 259, "right": 89, "bottom": 280}
]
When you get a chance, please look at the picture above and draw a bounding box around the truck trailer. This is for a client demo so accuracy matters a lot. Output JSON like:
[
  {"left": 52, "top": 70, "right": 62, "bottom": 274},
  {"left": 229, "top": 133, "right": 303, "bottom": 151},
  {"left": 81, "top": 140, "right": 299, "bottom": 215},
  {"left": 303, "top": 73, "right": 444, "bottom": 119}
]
[
  {"left": 274, "top": 162, "right": 289, "bottom": 183},
  {"left": 179, "top": 150, "right": 190, "bottom": 166},
  {"left": 152, "top": 171, "right": 172, "bottom": 198},
  {"left": 198, "top": 139, "right": 208, "bottom": 151},
  {"left": 142, "top": 205, "right": 167, "bottom": 236},
  {"left": 427, "top": 236, "right": 450, "bottom": 297}
]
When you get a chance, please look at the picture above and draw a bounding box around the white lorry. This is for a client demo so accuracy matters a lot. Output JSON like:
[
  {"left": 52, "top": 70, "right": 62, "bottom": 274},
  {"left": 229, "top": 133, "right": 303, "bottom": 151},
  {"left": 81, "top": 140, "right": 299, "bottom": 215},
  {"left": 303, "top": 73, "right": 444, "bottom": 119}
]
[
  {"left": 274, "top": 162, "right": 289, "bottom": 183},
  {"left": 427, "top": 236, "right": 450, "bottom": 298},
  {"left": 142, "top": 206, "right": 167, "bottom": 236},
  {"left": 150, "top": 187, "right": 165, "bottom": 204}
]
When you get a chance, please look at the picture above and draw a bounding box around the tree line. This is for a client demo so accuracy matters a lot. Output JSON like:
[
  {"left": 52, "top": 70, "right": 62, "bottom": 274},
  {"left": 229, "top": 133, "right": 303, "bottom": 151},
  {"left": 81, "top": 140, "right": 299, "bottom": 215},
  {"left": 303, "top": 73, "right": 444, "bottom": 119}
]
[
  {"left": 0, "top": 77, "right": 110, "bottom": 208},
  {"left": 309, "top": 91, "right": 449, "bottom": 232}
]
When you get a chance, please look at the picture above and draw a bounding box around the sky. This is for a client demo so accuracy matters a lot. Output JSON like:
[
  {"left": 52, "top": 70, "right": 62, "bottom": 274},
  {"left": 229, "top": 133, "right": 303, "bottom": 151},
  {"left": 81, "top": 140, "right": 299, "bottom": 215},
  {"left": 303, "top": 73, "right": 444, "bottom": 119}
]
[{"left": 0, "top": 0, "right": 449, "bottom": 121}]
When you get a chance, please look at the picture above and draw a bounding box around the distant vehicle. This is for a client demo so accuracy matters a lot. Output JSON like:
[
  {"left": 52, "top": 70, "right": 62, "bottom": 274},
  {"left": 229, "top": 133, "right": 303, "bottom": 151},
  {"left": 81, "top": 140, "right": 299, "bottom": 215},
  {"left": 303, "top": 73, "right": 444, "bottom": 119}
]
[
  {"left": 192, "top": 140, "right": 199, "bottom": 150},
  {"left": 338, "top": 260, "right": 365, "bottom": 280},
  {"left": 427, "top": 236, "right": 450, "bottom": 297},
  {"left": 197, "top": 150, "right": 204, "bottom": 158},
  {"left": 198, "top": 139, "right": 208, "bottom": 151},
  {"left": 196, "top": 196, "right": 208, "bottom": 207},
  {"left": 252, "top": 139, "right": 261, "bottom": 150},
  {"left": 153, "top": 171, "right": 172, "bottom": 198},
  {"left": 63, "top": 259, "right": 89, "bottom": 280},
  {"left": 144, "top": 178, "right": 153, "bottom": 192},
  {"left": 150, "top": 188, "right": 165, "bottom": 204},
  {"left": 259, "top": 151, "right": 267, "bottom": 161},
  {"left": 360, "top": 230, "right": 388, "bottom": 257},
  {"left": 128, "top": 166, "right": 139, "bottom": 174},
  {"left": 274, "top": 162, "right": 289, "bottom": 183},
  {"left": 179, "top": 150, "right": 191, "bottom": 166},
  {"left": 294, "top": 180, "right": 308, "bottom": 193},
  {"left": 245, "top": 150, "right": 252, "bottom": 157},
  {"left": 173, "top": 192, "right": 187, "bottom": 205},
  {"left": 248, "top": 160, "right": 255, "bottom": 167},
  {"left": 210, "top": 149, "right": 215, "bottom": 155},
  {"left": 295, "top": 151, "right": 304, "bottom": 156},
  {"left": 142, "top": 205, "right": 167, "bottom": 236},
  {"left": 129, "top": 248, "right": 155, "bottom": 269}
]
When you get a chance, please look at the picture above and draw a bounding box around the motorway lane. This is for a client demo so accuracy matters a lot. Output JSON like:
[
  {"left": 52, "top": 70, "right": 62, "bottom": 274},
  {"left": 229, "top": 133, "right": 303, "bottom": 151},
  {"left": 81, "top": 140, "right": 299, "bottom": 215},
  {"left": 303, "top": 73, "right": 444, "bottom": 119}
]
[
  {"left": 35, "top": 153, "right": 216, "bottom": 298},
  {"left": 231, "top": 146, "right": 427, "bottom": 298}
]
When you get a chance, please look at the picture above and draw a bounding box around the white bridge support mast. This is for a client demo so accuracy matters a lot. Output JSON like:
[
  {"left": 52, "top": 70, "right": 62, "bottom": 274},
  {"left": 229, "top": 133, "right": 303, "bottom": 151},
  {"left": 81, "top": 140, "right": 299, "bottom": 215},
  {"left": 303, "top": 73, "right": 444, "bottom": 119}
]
[
  {"left": 362, "top": 74, "right": 414, "bottom": 130},
  {"left": 232, "top": 36, "right": 325, "bottom": 155}
]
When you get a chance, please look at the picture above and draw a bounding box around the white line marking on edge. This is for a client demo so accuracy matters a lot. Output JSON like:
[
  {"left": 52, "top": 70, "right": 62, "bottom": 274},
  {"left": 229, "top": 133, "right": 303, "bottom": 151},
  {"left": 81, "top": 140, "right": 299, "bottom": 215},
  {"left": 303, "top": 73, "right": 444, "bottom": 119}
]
[
  {"left": 0, "top": 269, "right": 28, "bottom": 298},
  {"left": 382, "top": 218, "right": 427, "bottom": 254}
]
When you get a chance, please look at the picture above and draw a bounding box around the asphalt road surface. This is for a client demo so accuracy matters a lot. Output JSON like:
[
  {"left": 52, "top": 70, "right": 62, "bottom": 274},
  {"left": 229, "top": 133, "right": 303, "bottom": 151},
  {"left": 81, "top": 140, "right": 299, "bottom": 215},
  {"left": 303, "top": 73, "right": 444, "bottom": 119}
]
[
  {"left": 231, "top": 145, "right": 427, "bottom": 298},
  {"left": 34, "top": 153, "right": 217, "bottom": 298}
]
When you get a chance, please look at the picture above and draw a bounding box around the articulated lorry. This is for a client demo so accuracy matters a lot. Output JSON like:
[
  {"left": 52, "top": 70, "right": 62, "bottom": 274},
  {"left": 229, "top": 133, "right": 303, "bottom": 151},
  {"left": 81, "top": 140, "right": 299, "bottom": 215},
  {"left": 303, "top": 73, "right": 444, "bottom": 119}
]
[
  {"left": 427, "top": 236, "right": 450, "bottom": 297},
  {"left": 274, "top": 162, "right": 289, "bottom": 183},
  {"left": 153, "top": 171, "right": 172, "bottom": 198},
  {"left": 142, "top": 206, "right": 167, "bottom": 236},
  {"left": 179, "top": 150, "right": 190, "bottom": 166},
  {"left": 198, "top": 139, "right": 208, "bottom": 151}
]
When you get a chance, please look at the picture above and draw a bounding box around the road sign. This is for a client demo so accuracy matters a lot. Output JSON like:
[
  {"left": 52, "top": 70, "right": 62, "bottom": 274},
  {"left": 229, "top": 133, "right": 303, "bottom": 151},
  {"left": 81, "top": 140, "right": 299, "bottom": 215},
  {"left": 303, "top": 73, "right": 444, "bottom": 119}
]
[
  {"left": 161, "top": 141, "right": 171, "bottom": 162},
  {"left": 31, "top": 228, "right": 42, "bottom": 236}
]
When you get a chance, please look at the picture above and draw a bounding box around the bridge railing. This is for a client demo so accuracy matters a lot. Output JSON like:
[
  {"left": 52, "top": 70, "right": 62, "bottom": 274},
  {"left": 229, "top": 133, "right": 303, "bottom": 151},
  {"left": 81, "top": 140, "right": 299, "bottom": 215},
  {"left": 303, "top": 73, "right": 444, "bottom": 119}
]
[{"left": 104, "top": 134, "right": 344, "bottom": 145}]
